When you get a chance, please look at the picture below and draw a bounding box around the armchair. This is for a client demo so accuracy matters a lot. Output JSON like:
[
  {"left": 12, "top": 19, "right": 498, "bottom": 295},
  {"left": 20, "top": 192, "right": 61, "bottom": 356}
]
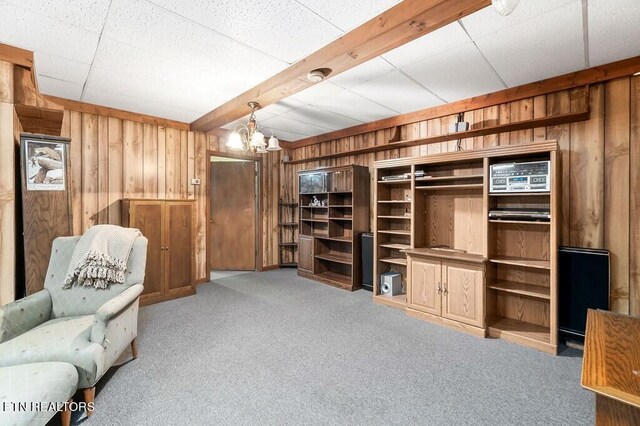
[{"left": 0, "top": 234, "right": 147, "bottom": 415}]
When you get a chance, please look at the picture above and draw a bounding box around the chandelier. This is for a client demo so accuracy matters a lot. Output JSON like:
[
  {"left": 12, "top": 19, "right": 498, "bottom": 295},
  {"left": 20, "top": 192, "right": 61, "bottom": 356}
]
[{"left": 226, "top": 101, "right": 281, "bottom": 153}]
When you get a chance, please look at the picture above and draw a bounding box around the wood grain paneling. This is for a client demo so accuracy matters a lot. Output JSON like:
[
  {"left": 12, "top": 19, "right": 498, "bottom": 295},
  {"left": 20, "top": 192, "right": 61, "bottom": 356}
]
[
  {"left": 69, "top": 111, "right": 82, "bottom": 235},
  {"left": 107, "top": 117, "right": 123, "bottom": 225},
  {"left": 0, "top": 61, "right": 14, "bottom": 305},
  {"left": 631, "top": 76, "right": 640, "bottom": 316},
  {"left": 123, "top": 120, "right": 144, "bottom": 199},
  {"left": 81, "top": 113, "right": 98, "bottom": 229},
  {"left": 605, "top": 78, "right": 631, "bottom": 314},
  {"left": 142, "top": 123, "right": 158, "bottom": 196}
]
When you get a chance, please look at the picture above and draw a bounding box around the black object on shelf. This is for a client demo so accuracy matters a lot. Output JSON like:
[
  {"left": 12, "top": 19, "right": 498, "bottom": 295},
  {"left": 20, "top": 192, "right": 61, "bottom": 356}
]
[
  {"left": 558, "top": 246, "right": 610, "bottom": 343},
  {"left": 361, "top": 232, "right": 374, "bottom": 291}
]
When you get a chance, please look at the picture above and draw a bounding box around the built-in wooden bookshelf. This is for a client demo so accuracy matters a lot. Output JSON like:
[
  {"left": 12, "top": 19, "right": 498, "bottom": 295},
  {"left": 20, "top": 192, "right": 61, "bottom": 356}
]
[
  {"left": 278, "top": 201, "right": 298, "bottom": 267},
  {"left": 372, "top": 141, "right": 559, "bottom": 354},
  {"left": 297, "top": 165, "right": 369, "bottom": 291}
]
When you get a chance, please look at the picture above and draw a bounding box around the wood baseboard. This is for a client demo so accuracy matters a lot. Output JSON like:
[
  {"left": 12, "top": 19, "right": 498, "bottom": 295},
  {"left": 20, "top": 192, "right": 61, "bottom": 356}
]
[
  {"left": 406, "top": 308, "right": 486, "bottom": 338},
  {"left": 260, "top": 264, "right": 279, "bottom": 271},
  {"left": 140, "top": 286, "right": 196, "bottom": 306},
  {"left": 194, "top": 278, "right": 209, "bottom": 285}
]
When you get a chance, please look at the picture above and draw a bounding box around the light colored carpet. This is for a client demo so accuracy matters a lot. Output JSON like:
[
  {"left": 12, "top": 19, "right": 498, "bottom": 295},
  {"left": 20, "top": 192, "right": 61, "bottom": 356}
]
[{"left": 80, "top": 269, "right": 593, "bottom": 425}]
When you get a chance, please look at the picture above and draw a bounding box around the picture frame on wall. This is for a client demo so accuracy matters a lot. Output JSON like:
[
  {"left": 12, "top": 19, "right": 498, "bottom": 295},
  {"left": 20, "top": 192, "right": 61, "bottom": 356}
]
[{"left": 24, "top": 139, "right": 66, "bottom": 191}]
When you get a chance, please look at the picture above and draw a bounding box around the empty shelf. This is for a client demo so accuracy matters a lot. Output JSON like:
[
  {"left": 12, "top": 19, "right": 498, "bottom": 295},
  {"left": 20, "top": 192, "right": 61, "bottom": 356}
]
[
  {"left": 487, "top": 280, "right": 550, "bottom": 300},
  {"left": 489, "top": 257, "right": 551, "bottom": 270},
  {"left": 487, "top": 317, "right": 550, "bottom": 344},
  {"left": 415, "top": 183, "right": 483, "bottom": 190},
  {"left": 378, "top": 230, "right": 411, "bottom": 235},
  {"left": 315, "top": 253, "right": 353, "bottom": 265},
  {"left": 379, "top": 243, "right": 411, "bottom": 250},
  {"left": 379, "top": 257, "right": 407, "bottom": 266}
]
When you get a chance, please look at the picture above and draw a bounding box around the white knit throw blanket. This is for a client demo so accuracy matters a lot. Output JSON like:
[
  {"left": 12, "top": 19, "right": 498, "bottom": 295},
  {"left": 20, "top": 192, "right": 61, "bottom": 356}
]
[{"left": 63, "top": 225, "right": 141, "bottom": 289}]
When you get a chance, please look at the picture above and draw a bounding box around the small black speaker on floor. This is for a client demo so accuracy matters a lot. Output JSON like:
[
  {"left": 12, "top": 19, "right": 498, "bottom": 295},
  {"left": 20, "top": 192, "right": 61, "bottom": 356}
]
[
  {"left": 361, "top": 233, "right": 373, "bottom": 291},
  {"left": 558, "top": 246, "right": 610, "bottom": 344}
]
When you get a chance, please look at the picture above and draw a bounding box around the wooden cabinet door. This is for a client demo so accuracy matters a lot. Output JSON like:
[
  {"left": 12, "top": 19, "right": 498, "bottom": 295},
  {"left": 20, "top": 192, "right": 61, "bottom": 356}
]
[
  {"left": 165, "top": 202, "right": 193, "bottom": 292},
  {"left": 442, "top": 261, "right": 484, "bottom": 327},
  {"left": 298, "top": 235, "right": 314, "bottom": 273},
  {"left": 130, "top": 201, "right": 164, "bottom": 299},
  {"left": 408, "top": 258, "right": 441, "bottom": 316}
]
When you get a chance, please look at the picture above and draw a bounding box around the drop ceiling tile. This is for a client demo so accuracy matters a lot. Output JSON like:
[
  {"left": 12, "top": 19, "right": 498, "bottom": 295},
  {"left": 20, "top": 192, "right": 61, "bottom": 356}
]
[
  {"left": 86, "top": 65, "right": 221, "bottom": 114},
  {"left": 403, "top": 42, "right": 506, "bottom": 102},
  {"left": 287, "top": 81, "right": 344, "bottom": 105},
  {"left": 0, "top": 1, "right": 100, "bottom": 64},
  {"left": 221, "top": 110, "right": 279, "bottom": 131},
  {"left": 265, "top": 128, "right": 308, "bottom": 142},
  {"left": 92, "top": 37, "right": 250, "bottom": 105},
  {"left": 260, "top": 115, "right": 334, "bottom": 136},
  {"left": 3, "top": 0, "right": 110, "bottom": 34},
  {"left": 312, "top": 91, "right": 399, "bottom": 123},
  {"left": 473, "top": 1, "right": 584, "bottom": 87},
  {"left": 34, "top": 52, "right": 91, "bottom": 86},
  {"left": 330, "top": 57, "right": 396, "bottom": 89},
  {"left": 382, "top": 22, "right": 471, "bottom": 69},
  {"left": 280, "top": 106, "right": 363, "bottom": 130},
  {"left": 104, "top": 0, "right": 289, "bottom": 87},
  {"left": 82, "top": 86, "right": 200, "bottom": 123},
  {"left": 588, "top": 0, "right": 640, "bottom": 66},
  {"left": 259, "top": 99, "right": 306, "bottom": 116},
  {"left": 461, "top": 0, "right": 578, "bottom": 40},
  {"left": 149, "top": 0, "right": 343, "bottom": 64},
  {"left": 296, "top": 0, "right": 401, "bottom": 32},
  {"left": 350, "top": 70, "right": 444, "bottom": 114},
  {"left": 37, "top": 75, "right": 84, "bottom": 100}
]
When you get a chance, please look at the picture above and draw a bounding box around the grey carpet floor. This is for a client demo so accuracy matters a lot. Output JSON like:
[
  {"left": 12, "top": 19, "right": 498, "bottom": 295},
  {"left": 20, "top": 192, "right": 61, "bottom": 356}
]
[{"left": 81, "top": 269, "right": 593, "bottom": 425}]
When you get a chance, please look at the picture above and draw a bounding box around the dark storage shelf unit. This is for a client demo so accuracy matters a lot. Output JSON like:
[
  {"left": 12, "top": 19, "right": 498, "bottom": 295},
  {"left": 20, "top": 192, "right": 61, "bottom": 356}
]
[
  {"left": 278, "top": 201, "right": 298, "bottom": 268},
  {"left": 297, "top": 165, "right": 370, "bottom": 291}
]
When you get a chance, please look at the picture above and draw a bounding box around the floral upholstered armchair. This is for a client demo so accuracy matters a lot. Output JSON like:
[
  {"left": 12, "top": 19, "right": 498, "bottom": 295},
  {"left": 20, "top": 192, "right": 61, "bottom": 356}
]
[{"left": 0, "top": 234, "right": 147, "bottom": 416}]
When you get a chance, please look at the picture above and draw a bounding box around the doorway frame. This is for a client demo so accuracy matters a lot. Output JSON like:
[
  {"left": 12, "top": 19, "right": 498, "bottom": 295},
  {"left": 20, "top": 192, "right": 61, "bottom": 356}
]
[{"left": 206, "top": 150, "right": 264, "bottom": 272}]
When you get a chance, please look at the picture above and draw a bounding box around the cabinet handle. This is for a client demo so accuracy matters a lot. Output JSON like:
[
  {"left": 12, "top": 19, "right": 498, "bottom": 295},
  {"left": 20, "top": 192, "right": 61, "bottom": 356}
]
[
  {"left": 437, "top": 282, "right": 442, "bottom": 294},
  {"left": 443, "top": 282, "right": 448, "bottom": 294}
]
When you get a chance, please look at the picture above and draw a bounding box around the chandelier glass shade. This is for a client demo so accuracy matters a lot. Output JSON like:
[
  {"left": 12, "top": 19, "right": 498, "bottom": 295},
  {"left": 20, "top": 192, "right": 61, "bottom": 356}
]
[{"left": 226, "top": 101, "right": 281, "bottom": 154}]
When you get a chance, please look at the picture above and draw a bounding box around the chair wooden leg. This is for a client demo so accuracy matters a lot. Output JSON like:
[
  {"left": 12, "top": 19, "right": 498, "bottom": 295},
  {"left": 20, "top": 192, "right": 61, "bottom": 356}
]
[
  {"left": 131, "top": 338, "right": 139, "bottom": 359},
  {"left": 61, "top": 398, "right": 72, "bottom": 426},
  {"left": 84, "top": 387, "right": 95, "bottom": 417}
]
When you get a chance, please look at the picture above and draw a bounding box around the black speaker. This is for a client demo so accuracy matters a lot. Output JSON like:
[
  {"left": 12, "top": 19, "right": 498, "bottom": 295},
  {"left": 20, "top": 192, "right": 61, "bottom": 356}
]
[
  {"left": 361, "top": 233, "right": 373, "bottom": 291},
  {"left": 558, "top": 246, "right": 609, "bottom": 342}
]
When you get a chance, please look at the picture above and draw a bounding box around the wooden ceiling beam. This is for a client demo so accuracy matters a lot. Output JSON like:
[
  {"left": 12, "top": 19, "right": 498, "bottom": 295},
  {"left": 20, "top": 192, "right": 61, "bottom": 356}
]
[
  {"left": 190, "top": 0, "right": 491, "bottom": 133},
  {"left": 290, "top": 55, "right": 640, "bottom": 148}
]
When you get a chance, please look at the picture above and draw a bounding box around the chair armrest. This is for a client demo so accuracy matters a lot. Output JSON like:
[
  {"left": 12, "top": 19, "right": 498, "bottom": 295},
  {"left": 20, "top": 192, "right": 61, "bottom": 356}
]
[
  {"left": 90, "top": 284, "right": 144, "bottom": 345},
  {"left": 0, "top": 290, "right": 52, "bottom": 343}
]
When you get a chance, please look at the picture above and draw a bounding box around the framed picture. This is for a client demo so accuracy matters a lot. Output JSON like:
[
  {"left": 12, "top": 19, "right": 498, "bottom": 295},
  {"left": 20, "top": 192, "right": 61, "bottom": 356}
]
[{"left": 24, "top": 139, "right": 66, "bottom": 191}]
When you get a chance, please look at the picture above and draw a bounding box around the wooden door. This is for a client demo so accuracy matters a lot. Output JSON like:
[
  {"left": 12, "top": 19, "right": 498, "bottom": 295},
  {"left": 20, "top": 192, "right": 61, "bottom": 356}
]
[
  {"left": 298, "top": 235, "right": 314, "bottom": 273},
  {"left": 408, "top": 258, "right": 441, "bottom": 316},
  {"left": 165, "top": 202, "right": 193, "bottom": 291},
  {"left": 130, "top": 201, "right": 164, "bottom": 299},
  {"left": 210, "top": 161, "right": 256, "bottom": 270},
  {"left": 442, "top": 261, "right": 484, "bottom": 327}
]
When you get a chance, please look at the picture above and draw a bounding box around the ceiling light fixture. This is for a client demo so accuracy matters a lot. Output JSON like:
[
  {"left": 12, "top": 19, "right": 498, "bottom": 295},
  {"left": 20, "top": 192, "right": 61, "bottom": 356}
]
[
  {"left": 226, "top": 101, "right": 281, "bottom": 154},
  {"left": 306, "top": 67, "right": 332, "bottom": 83},
  {"left": 492, "top": 0, "right": 520, "bottom": 16}
]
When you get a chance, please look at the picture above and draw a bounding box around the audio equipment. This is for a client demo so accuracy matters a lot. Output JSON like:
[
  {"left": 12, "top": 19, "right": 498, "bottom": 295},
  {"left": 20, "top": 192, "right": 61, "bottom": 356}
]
[
  {"left": 380, "top": 272, "right": 402, "bottom": 296},
  {"left": 490, "top": 160, "right": 550, "bottom": 193},
  {"left": 381, "top": 173, "right": 411, "bottom": 181},
  {"left": 489, "top": 208, "right": 550, "bottom": 221}
]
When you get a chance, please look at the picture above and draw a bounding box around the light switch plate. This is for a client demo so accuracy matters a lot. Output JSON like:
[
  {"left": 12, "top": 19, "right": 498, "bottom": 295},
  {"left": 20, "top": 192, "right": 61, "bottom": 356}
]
[{"left": 191, "top": 178, "right": 201, "bottom": 185}]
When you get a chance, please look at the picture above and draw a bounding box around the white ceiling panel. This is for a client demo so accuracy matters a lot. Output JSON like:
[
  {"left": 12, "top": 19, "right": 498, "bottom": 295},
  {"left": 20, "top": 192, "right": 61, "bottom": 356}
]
[
  {"left": 103, "top": 0, "right": 289, "bottom": 87},
  {"left": 588, "top": 0, "right": 640, "bottom": 67},
  {"left": 350, "top": 70, "right": 444, "bottom": 114},
  {"left": 92, "top": 37, "right": 248, "bottom": 107},
  {"left": 296, "top": 0, "right": 401, "bottom": 32},
  {"left": 85, "top": 65, "right": 215, "bottom": 115},
  {"left": 280, "top": 106, "right": 363, "bottom": 130},
  {"left": 0, "top": 1, "right": 100, "bottom": 64},
  {"left": 312, "top": 91, "right": 399, "bottom": 123},
  {"left": 221, "top": 109, "right": 279, "bottom": 131},
  {"left": 34, "top": 52, "right": 91, "bottom": 86},
  {"left": 287, "top": 80, "right": 343, "bottom": 105},
  {"left": 402, "top": 42, "right": 506, "bottom": 102},
  {"left": 148, "top": 0, "right": 343, "bottom": 64},
  {"left": 37, "top": 75, "right": 84, "bottom": 100},
  {"left": 382, "top": 22, "right": 471, "bottom": 69},
  {"left": 330, "top": 57, "right": 396, "bottom": 89},
  {"left": 461, "top": 0, "right": 578, "bottom": 40},
  {"left": 473, "top": 1, "right": 584, "bottom": 87},
  {"left": 264, "top": 128, "right": 308, "bottom": 142},
  {"left": 83, "top": 86, "right": 201, "bottom": 123},
  {"left": 260, "top": 99, "right": 306, "bottom": 116},
  {"left": 2, "top": 0, "right": 110, "bottom": 34},
  {"left": 260, "top": 114, "right": 334, "bottom": 136}
]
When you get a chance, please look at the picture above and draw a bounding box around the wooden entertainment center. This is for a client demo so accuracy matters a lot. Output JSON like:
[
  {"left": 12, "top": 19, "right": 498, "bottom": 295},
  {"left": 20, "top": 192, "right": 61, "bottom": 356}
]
[{"left": 373, "top": 141, "right": 559, "bottom": 354}]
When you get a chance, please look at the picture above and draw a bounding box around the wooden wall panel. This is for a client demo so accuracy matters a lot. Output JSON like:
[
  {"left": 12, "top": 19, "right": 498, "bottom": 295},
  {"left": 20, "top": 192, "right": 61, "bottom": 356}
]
[
  {"left": 81, "top": 113, "right": 98, "bottom": 230},
  {"left": 631, "top": 76, "right": 640, "bottom": 316},
  {"left": 97, "top": 116, "right": 109, "bottom": 224},
  {"left": 107, "top": 117, "right": 123, "bottom": 225},
  {"left": 604, "top": 78, "right": 630, "bottom": 314},
  {"left": 142, "top": 123, "right": 158, "bottom": 196},
  {"left": 165, "top": 128, "right": 180, "bottom": 199},
  {"left": 69, "top": 111, "right": 82, "bottom": 235},
  {"left": 157, "top": 126, "right": 166, "bottom": 198},
  {"left": 0, "top": 60, "right": 15, "bottom": 305},
  {"left": 194, "top": 133, "right": 207, "bottom": 280},
  {"left": 284, "top": 80, "right": 639, "bottom": 314},
  {"left": 122, "top": 120, "right": 144, "bottom": 199}
]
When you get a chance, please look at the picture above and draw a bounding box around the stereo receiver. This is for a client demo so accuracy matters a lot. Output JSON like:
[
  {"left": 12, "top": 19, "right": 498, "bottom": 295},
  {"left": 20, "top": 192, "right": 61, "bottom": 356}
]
[{"left": 490, "top": 160, "right": 550, "bottom": 193}]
